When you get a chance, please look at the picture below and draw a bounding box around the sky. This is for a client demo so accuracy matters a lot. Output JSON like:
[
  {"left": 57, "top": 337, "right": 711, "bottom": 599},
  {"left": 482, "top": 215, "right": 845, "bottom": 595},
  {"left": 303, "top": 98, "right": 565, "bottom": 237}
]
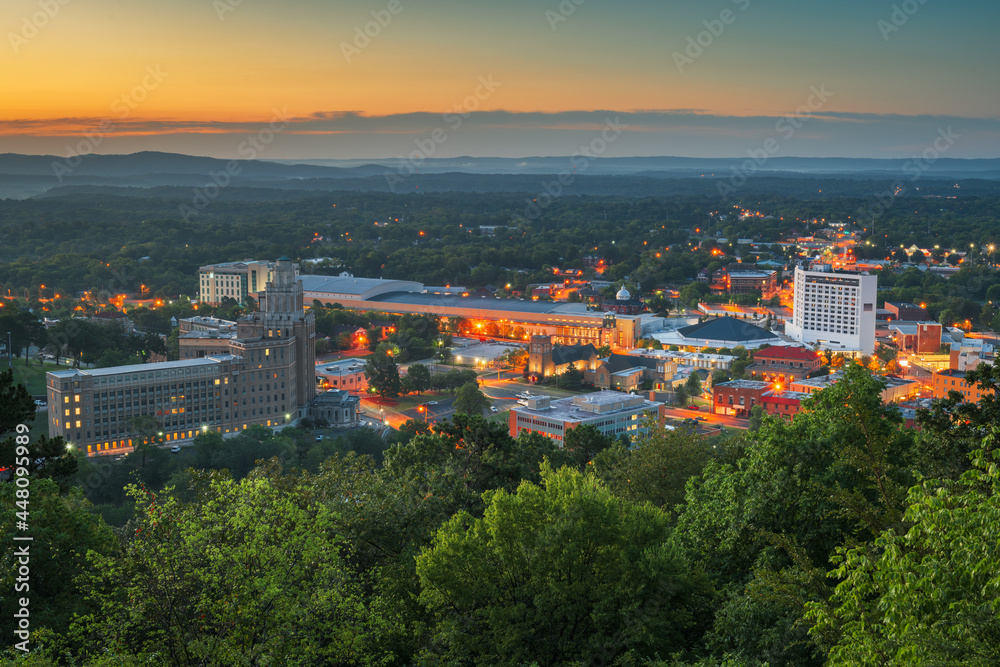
[{"left": 1, "top": 0, "right": 999, "bottom": 160}]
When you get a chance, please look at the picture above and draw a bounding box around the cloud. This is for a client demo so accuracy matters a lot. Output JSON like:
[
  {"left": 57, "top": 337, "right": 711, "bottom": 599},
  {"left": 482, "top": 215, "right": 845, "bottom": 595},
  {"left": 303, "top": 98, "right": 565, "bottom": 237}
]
[{"left": 1, "top": 110, "right": 998, "bottom": 159}]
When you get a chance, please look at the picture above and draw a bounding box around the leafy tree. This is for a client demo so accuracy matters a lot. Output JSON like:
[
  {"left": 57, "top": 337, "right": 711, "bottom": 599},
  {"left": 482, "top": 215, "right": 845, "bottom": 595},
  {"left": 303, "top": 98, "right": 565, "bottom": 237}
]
[
  {"left": 686, "top": 371, "right": 703, "bottom": 395},
  {"left": 555, "top": 364, "right": 584, "bottom": 390},
  {"left": 364, "top": 346, "right": 401, "bottom": 400},
  {"left": 562, "top": 423, "right": 613, "bottom": 471},
  {"left": 809, "top": 439, "right": 1000, "bottom": 666},
  {"left": 78, "top": 465, "right": 391, "bottom": 666},
  {"left": 416, "top": 464, "right": 712, "bottom": 666},
  {"left": 365, "top": 326, "right": 382, "bottom": 352},
  {"left": 0, "top": 369, "right": 77, "bottom": 484},
  {"left": 406, "top": 363, "right": 431, "bottom": 394},
  {"left": 674, "top": 384, "right": 689, "bottom": 406},
  {"left": 595, "top": 418, "right": 711, "bottom": 511},
  {"left": 747, "top": 404, "right": 766, "bottom": 432},
  {"left": 453, "top": 382, "right": 490, "bottom": 417},
  {"left": 0, "top": 479, "right": 115, "bottom": 644}
]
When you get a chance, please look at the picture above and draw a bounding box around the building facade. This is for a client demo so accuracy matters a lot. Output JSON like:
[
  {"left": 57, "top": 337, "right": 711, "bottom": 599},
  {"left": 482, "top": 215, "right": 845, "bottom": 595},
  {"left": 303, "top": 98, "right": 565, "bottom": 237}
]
[
  {"left": 930, "top": 368, "right": 993, "bottom": 403},
  {"left": 745, "top": 345, "right": 822, "bottom": 383},
  {"left": 713, "top": 379, "right": 770, "bottom": 417},
  {"left": 508, "top": 391, "right": 665, "bottom": 444},
  {"left": 786, "top": 266, "right": 877, "bottom": 354},
  {"left": 198, "top": 260, "right": 275, "bottom": 306},
  {"left": 315, "top": 358, "right": 368, "bottom": 394},
  {"left": 49, "top": 258, "right": 316, "bottom": 456},
  {"left": 307, "top": 389, "right": 361, "bottom": 428}
]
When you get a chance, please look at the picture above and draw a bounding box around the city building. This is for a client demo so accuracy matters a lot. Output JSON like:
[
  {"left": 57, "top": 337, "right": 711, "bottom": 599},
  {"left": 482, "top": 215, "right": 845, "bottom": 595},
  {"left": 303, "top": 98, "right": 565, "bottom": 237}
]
[
  {"left": 527, "top": 336, "right": 598, "bottom": 378},
  {"left": 710, "top": 266, "right": 778, "bottom": 298},
  {"left": 949, "top": 338, "right": 995, "bottom": 371},
  {"left": 759, "top": 390, "right": 811, "bottom": 421},
  {"left": 306, "top": 389, "right": 361, "bottom": 428},
  {"left": 790, "top": 372, "right": 920, "bottom": 403},
  {"left": 508, "top": 391, "right": 666, "bottom": 444},
  {"left": 315, "top": 358, "right": 368, "bottom": 394},
  {"left": 713, "top": 379, "right": 770, "bottom": 417},
  {"left": 600, "top": 287, "right": 645, "bottom": 315},
  {"left": 888, "top": 322, "right": 942, "bottom": 354},
  {"left": 745, "top": 346, "right": 822, "bottom": 383},
  {"left": 301, "top": 274, "right": 645, "bottom": 350},
  {"left": 653, "top": 316, "right": 783, "bottom": 350},
  {"left": 786, "top": 266, "right": 877, "bottom": 355},
  {"left": 697, "top": 303, "right": 770, "bottom": 323},
  {"left": 884, "top": 302, "right": 929, "bottom": 321},
  {"left": 623, "top": 348, "right": 737, "bottom": 370},
  {"left": 586, "top": 354, "right": 677, "bottom": 392},
  {"left": 198, "top": 260, "right": 276, "bottom": 305},
  {"left": 930, "top": 368, "right": 993, "bottom": 403},
  {"left": 49, "top": 258, "right": 316, "bottom": 456}
]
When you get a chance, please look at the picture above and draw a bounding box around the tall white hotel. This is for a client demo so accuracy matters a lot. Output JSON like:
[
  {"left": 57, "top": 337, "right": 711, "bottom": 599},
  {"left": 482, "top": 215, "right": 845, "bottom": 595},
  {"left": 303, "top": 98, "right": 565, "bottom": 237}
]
[{"left": 786, "top": 266, "right": 877, "bottom": 355}]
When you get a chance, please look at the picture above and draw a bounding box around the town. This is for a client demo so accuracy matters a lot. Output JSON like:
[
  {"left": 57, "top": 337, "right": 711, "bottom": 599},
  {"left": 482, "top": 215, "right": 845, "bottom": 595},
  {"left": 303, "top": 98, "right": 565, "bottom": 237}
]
[{"left": 4, "top": 211, "right": 994, "bottom": 460}]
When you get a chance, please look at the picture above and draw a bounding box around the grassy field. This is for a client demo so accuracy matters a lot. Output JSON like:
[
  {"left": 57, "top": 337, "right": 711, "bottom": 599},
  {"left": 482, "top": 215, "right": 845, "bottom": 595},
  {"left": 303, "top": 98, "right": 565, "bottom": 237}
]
[{"left": 7, "top": 360, "right": 64, "bottom": 395}]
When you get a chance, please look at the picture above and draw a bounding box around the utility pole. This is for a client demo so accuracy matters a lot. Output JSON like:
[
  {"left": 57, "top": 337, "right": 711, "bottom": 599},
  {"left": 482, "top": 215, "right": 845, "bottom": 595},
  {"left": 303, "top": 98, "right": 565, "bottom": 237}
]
[{"left": 6, "top": 331, "right": 11, "bottom": 368}]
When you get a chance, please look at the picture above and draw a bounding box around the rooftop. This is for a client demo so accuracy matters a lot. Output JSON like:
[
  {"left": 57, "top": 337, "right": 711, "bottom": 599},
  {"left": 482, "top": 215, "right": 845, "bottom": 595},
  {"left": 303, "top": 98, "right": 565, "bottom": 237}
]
[
  {"left": 717, "top": 379, "right": 771, "bottom": 390},
  {"left": 678, "top": 316, "right": 779, "bottom": 343},
  {"left": 48, "top": 355, "right": 240, "bottom": 379},
  {"left": 512, "top": 390, "right": 662, "bottom": 423},
  {"left": 753, "top": 345, "right": 820, "bottom": 362}
]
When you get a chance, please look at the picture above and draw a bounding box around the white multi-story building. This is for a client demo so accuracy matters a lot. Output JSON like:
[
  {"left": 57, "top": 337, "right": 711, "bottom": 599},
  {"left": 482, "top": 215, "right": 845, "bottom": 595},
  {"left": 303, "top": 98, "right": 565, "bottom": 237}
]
[
  {"left": 786, "top": 266, "right": 877, "bottom": 355},
  {"left": 198, "top": 260, "right": 276, "bottom": 306}
]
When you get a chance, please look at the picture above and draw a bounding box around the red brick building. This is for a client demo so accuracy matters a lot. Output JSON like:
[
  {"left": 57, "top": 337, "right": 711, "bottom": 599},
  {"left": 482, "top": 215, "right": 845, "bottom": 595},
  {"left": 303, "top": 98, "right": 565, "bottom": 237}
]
[
  {"left": 746, "top": 345, "right": 822, "bottom": 383},
  {"left": 889, "top": 322, "right": 942, "bottom": 354},
  {"left": 884, "top": 302, "right": 928, "bottom": 321},
  {"left": 760, "top": 390, "right": 810, "bottom": 421},
  {"left": 713, "top": 379, "right": 770, "bottom": 417}
]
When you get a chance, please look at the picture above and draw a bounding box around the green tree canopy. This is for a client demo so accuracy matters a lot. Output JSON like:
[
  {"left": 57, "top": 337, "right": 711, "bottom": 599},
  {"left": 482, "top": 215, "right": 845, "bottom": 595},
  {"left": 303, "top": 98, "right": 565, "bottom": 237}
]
[{"left": 416, "top": 464, "right": 712, "bottom": 666}]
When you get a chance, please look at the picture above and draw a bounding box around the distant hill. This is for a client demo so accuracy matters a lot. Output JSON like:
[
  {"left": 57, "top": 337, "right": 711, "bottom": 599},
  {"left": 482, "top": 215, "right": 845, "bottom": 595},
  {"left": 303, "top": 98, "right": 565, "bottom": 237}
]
[{"left": 1, "top": 151, "right": 999, "bottom": 200}]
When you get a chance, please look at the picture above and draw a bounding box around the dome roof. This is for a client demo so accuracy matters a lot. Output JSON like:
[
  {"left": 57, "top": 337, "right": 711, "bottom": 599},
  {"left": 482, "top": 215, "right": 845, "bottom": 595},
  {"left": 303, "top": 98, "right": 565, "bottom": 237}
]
[{"left": 616, "top": 287, "right": 631, "bottom": 301}]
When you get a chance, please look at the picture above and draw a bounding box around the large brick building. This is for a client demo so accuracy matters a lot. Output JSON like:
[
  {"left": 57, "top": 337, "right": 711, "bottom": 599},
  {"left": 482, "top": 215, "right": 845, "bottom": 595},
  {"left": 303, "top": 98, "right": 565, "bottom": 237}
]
[
  {"left": 713, "top": 379, "right": 770, "bottom": 417},
  {"left": 48, "top": 258, "right": 316, "bottom": 456},
  {"left": 745, "top": 345, "right": 822, "bottom": 382},
  {"left": 889, "top": 322, "right": 942, "bottom": 354}
]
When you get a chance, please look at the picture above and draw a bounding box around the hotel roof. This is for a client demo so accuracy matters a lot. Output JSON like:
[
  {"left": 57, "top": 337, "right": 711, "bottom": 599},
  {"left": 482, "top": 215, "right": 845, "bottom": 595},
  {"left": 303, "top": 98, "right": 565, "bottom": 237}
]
[{"left": 48, "top": 355, "right": 240, "bottom": 379}]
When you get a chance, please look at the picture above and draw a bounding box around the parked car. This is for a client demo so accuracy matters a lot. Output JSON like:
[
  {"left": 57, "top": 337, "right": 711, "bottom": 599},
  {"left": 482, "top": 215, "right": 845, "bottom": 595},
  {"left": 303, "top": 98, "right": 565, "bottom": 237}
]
[
  {"left": 315, "top": 435, "right": 324, "bottom": 441},
  {"left": 490, "top": 406, "right": 498, "bottom": 412},
  {"left": 686, "top": 405, "right": 699, "bottom": 410},
  {"left": 427, "top": 401, "right": 438, "bottom": 405},
  {"left": 170, "top": 445, "right": 181, "bottom": 454},
  {"left": 695, "top": 416, "right": 708, "bottom": 422}
]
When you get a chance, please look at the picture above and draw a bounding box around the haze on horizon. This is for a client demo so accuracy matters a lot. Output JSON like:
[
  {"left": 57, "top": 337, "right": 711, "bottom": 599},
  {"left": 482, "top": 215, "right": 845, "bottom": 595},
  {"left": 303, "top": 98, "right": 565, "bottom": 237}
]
[{"left": 2, "top": 0, "right": 998, "bottom": 161}]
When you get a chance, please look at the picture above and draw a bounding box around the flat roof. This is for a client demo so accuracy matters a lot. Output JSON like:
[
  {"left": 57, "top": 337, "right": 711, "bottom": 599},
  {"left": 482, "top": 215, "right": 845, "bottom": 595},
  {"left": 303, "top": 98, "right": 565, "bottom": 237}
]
[
  {"left": 717, "top": 379, "right": 770, "bottom": 389},
  {"left": 301, "top": 275, "right": 423, "bottom": 299},
  {"left": 369, "top": 292, "right": 625, "bottom": 317},
  {"left": 513, "top": 390, "right": 662, "bottom": 424},
  {"left": 48, "top": 355, "right": 239, "bottom": 379}
]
